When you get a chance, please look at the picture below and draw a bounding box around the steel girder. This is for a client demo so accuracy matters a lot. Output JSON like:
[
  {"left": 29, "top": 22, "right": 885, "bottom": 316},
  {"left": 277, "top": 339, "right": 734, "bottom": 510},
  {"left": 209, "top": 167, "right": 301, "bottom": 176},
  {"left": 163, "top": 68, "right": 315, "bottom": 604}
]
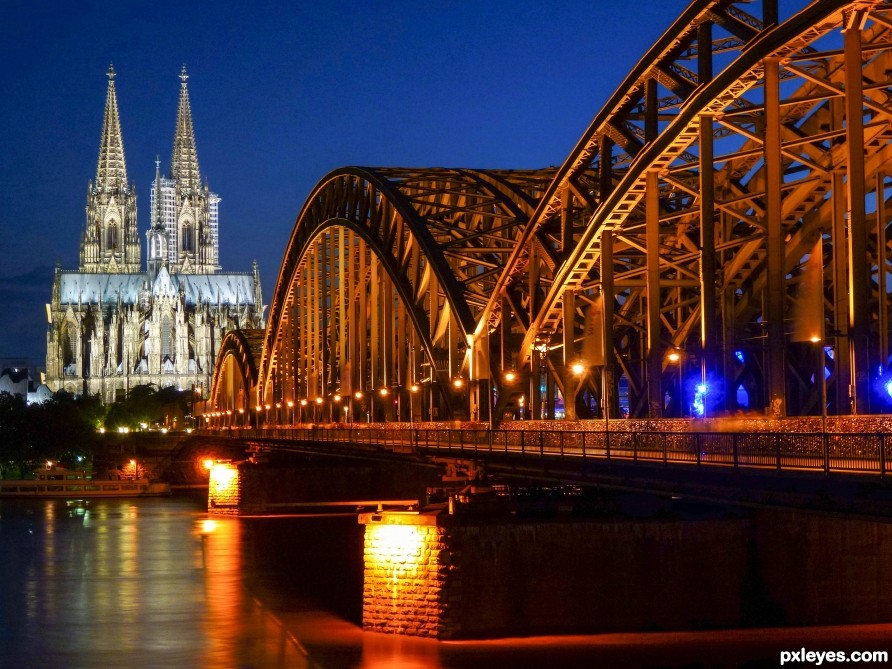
[
  {"left": 259, "top": 167, "right": 556, "bottom": 421},
  {"left": 221, "top": 0, "right": 892, "bottom": 424},
  {"left": 486, "top": 0, "right": 892, "bottom": 419}
]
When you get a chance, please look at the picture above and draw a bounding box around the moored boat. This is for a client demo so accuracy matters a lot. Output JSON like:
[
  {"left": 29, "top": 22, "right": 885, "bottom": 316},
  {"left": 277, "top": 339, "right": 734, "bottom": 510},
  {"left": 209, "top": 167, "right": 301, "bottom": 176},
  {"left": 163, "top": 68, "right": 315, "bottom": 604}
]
[{"left": 0, "top": 466, "right": 171, "bottom": 498}]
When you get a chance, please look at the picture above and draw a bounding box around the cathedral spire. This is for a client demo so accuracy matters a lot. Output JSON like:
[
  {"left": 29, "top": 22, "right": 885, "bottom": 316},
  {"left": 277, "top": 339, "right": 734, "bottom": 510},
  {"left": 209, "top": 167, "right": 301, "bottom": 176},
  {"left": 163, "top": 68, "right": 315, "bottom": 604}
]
[
  {"left": 95, "top": 64, "right": 128, "bottom": 190},
  {"left": 170, "top": 65, "right": 200, "bottom": 190}
]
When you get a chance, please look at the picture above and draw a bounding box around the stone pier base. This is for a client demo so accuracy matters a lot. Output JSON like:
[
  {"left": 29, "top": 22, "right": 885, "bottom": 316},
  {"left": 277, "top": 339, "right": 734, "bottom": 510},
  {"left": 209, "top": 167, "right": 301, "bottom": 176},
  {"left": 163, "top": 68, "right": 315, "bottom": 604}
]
[{"left": 359, "top": 508, "right": 892, "bottom": 640}]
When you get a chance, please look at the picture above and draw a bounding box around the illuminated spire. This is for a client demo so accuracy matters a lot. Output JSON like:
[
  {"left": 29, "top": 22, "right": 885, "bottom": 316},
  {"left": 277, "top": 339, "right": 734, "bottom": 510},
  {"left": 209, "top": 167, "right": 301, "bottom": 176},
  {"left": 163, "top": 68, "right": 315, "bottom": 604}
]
[
  {"left": 95, "top": 64, "right": 128, "bottom": 189},
  {"left": 170, "top": 65, "right": 200, "bottom": 189}
]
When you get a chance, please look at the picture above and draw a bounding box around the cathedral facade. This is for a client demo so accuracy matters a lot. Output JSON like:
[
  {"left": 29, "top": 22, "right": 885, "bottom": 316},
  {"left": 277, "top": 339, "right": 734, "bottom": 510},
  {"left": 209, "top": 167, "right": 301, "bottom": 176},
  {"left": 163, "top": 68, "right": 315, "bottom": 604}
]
[{"left": 45, "top": 66, "right": 264, "bottom": 402}]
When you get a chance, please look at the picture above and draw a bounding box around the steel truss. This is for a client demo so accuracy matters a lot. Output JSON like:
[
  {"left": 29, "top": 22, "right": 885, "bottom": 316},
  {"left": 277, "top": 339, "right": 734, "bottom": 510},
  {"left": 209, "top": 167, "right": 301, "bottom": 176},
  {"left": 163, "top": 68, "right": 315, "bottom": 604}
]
[{"left": 216, "top": 0, "right": 892, "bottom": 423}]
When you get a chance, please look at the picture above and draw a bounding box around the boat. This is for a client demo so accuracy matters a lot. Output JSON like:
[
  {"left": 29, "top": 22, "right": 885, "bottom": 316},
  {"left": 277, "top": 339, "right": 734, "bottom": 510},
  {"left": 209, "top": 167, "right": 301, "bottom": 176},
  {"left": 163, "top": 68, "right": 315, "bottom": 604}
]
[{"left": 0, "top": 466, "right": 171, "bottom": 498}]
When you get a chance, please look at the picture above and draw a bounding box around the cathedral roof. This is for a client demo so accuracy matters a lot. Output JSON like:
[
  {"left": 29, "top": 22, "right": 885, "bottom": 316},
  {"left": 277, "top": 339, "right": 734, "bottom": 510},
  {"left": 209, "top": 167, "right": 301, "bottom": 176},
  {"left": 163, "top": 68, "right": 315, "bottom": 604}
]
[
  {"left": 58, "top": 271, "right": 258, "bottom": 307},
  {"left": 170, "top": 66, "right": 201, "bottom": 190},
  {"left": 95, "top": 64, "right": 128, "bottom": 190}
]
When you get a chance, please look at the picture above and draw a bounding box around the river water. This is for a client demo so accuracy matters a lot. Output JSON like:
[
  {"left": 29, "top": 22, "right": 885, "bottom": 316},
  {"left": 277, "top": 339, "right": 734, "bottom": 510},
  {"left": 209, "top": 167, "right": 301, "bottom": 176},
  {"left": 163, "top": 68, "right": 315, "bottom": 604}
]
[{"left": 2, "top": 495, "right": 891, "bottom": 669}]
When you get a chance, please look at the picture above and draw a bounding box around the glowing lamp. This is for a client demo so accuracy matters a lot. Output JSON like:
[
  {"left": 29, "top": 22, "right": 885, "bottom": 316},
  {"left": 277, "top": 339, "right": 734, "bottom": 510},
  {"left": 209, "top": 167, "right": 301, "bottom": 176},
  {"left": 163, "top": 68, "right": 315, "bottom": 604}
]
[{"left": 571, "top": 362, "right": 585, "bottom": 376}]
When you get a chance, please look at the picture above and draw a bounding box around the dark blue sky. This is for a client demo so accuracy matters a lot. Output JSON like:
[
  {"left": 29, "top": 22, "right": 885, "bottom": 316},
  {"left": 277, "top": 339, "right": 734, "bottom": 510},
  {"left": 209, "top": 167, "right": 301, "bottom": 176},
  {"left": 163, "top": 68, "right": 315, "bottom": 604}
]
[{"left": 0, "top": 0, "right": 686, "bottom": 362}]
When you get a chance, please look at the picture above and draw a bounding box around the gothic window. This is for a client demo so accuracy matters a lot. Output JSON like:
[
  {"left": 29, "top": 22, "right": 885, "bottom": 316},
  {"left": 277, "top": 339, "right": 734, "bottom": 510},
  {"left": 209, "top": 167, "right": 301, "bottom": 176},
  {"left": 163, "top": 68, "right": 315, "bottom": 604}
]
[
  {"left": 62, "top": 323, "right": 77, "bottom": 374},
  {"left": 182, "top": 224, "right": 194, "bottom": 253},
  {"left": 151, "top": 232, "right": 165, "bottom": 260},
  {"left": 107, "top": 222, "right": 118, "bottom": 251},
  {"left": 161, "top": 315, "right": 174, "bottom": 361}
]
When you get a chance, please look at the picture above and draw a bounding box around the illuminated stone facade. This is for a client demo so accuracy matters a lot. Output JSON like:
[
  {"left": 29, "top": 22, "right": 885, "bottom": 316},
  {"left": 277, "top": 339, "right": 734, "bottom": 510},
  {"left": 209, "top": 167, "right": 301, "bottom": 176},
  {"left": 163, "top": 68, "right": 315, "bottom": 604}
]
[
  {"left": 360, "top": 512, "right": 458, "bottom": 638},
  {"left": 207, "top": 463, "right": 241, "bottom": 514},
  {"left": 46, "top": 66, "right": 264, "bottom": 401}
]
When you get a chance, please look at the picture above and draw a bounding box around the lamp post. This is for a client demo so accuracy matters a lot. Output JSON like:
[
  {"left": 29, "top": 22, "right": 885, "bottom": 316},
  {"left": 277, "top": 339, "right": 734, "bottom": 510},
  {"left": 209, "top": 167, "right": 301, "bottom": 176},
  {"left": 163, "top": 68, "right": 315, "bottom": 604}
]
[
  {"left": 300, "top": 398, "right": 308, "bottom": 423},
  {"left": 238, "top": 407, "right": 244, "bottom": 428},
  {"left": 452, "top": 377, "right": 466, "bottom": 421},
  {"left": 287, "top": 400, "right": 295, "bottom": 424},
  {"left": 667, "top": 349, "right": 682, "bottom": 417},
  {"left": 275, "top": 402, "right": 282, "bottom": 426},
  {"left": 379, "top": 387, "right": 389, "bottom": 422},
  {"left": 315, "top": 397, "right": 323, "bottom": 422},
  {"left": 354, "top": 391, "right": 363, "bottom": 423},
  {"left": 332, "top": 394, "right": 342, "bottom": 423}
]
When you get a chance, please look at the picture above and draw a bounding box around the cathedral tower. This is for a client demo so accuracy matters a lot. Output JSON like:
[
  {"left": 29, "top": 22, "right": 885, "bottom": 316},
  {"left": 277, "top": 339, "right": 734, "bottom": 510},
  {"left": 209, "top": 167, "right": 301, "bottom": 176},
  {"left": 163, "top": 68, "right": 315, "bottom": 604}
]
[
  {"left": 151, "top": 66, "right": 219, "bottom": 274},
  {"left": 146, "top": 158, "right": 168, "bottom": 276},
  {"left": 80, "top": 65, "right": 140, "bottom": 273}
]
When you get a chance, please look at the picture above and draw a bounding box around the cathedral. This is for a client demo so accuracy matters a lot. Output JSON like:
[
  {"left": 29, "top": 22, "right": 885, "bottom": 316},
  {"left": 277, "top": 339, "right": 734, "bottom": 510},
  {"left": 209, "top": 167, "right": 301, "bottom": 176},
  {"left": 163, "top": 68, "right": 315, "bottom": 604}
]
[{"left": 45, "top": 65, "right": 265, "bottom": 402}]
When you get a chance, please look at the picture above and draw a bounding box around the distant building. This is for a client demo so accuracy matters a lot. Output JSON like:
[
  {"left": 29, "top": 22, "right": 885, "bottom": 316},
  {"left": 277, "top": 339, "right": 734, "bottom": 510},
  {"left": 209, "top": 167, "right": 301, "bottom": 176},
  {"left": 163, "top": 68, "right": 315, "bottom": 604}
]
[
  {"left": 45, "top": 65, "right": 264, "bottom": 401},
  {"left": 0, "top": 366, "right": 52, "bottom": 404}
]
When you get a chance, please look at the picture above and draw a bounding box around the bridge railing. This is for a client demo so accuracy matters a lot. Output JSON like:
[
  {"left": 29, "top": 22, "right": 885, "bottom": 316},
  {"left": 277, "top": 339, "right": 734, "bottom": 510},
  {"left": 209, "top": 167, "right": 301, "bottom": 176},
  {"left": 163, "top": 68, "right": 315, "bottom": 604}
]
[{"left": 226, "top": 426, "right": 890, "bottom": 477}]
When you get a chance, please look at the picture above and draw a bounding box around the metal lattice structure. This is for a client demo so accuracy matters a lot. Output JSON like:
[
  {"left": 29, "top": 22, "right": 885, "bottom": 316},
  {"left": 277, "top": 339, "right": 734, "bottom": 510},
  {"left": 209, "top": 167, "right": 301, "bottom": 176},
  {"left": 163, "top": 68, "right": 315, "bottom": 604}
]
[{"left": 213, "top": 0, "right": 892, "bottom": 424}]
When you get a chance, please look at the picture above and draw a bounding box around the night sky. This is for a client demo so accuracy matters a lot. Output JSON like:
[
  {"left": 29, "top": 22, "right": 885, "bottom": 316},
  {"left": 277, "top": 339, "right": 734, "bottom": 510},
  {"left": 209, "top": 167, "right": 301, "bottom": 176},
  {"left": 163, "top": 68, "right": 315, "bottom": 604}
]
[{"left": 0, "top": 0, "right": 687, "bottom": 364}]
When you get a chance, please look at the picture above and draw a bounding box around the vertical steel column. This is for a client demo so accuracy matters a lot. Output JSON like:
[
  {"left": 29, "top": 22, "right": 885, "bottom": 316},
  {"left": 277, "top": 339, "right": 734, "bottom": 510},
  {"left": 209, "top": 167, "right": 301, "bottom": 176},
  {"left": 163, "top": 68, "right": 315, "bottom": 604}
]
[
  {"left": 529, "top": 245, "right": 542, "bottom": 421},
  {"left": 832, "top": 170, "right": 852, "bottom": 413},
  {"left": 563, "top": 288, "right": 577, "bottom": 420},
  {"left": 878, "top": 173, "right": 889, "bottom": 370},
  {"left": 370, "top": 255, "right": 381, "bottom": 415},
  {"left": 699, "top": 114, "right": 718, "bottom": 399},
  {"left": 646, "top": 169, "right": 663, "bottom": 417},
  {"left": 561, "top": 184, "right": 578, "bottom": 420},
  {"left": 601, "top": 229, "right": 615, "bottom": 418},
  {"left": 338, "top": 228, "right": 348, "bottom": 398},
  {"left": 764, "top": 57, "right": 786, "bottom": 417},
  {"left": 844, "top": 18, "right": 869, "bottom": 414},
  {"left": 358, "top": 243, "right": 369, "bottom": 404},
  {"left": 383, "top": 262, "right": 394, "bottom": 419}
]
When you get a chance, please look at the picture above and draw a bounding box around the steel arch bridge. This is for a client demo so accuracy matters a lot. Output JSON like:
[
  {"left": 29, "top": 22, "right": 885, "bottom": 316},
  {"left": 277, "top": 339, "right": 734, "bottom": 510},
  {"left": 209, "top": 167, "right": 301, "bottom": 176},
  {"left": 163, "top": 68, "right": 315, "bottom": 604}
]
[{"left": 211, "top": 0, "right": 892, "bottom": 426}]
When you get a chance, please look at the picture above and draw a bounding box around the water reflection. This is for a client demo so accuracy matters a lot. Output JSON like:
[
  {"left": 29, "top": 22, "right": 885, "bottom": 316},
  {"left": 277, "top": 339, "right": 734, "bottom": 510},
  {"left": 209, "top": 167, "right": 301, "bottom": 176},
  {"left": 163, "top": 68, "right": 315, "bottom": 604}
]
[
  {"left": 3, "top": 497, "right": 891, "bottom": 669},
  {"left": 0, "top": 497, "right": 310, "bottom": 669}
]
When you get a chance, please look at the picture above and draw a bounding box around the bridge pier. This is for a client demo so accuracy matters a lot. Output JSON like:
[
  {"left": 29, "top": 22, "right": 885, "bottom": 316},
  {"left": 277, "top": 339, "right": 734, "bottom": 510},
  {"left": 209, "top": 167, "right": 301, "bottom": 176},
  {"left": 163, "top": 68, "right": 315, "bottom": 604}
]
[{"left": 359, "top": 499, "right": 892, "bottom": 640}]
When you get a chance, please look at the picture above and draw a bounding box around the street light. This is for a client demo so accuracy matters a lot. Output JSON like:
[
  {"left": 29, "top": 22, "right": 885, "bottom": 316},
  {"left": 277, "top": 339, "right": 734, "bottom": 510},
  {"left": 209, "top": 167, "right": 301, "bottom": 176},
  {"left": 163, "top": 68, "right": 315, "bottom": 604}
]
[
  {"left": 300, "top": 398, "right": 308, "bottom": 423},
  {"left": 332, "top": 394, "right": 342, "bottom": 422},
  {"left": 354, "top": 391, "right": 364, "bottom": 423},
  {"left": 287, "top": 400, "right": 295, "bottom": 424},
  {"left": 666, "top": 349, "right": 682, "bottom": 416},
  {"left": 315, "top": 396, "right": 323, "bottom": 422}
]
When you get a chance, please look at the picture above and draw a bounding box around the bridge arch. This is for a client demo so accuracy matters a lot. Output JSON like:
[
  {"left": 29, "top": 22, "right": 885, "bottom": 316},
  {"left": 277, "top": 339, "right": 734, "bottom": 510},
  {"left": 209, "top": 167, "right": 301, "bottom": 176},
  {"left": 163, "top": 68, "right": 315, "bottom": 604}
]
[
  {"left": 209, "top": 328, "right": 264, "bottom": 425},
  {"left": 260, "top": 167, "right": 555, "bottom": 421},
  {"left": 214, "top": 0, "right": 892, "bottom": 424}
]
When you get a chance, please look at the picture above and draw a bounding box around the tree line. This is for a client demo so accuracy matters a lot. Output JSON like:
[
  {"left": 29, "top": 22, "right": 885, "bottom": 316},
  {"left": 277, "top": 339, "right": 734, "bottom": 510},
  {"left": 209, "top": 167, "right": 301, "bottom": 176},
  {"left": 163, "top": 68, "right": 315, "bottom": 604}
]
[{"left": 0, "top": 385, "right": 191, "bottom": 479}]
